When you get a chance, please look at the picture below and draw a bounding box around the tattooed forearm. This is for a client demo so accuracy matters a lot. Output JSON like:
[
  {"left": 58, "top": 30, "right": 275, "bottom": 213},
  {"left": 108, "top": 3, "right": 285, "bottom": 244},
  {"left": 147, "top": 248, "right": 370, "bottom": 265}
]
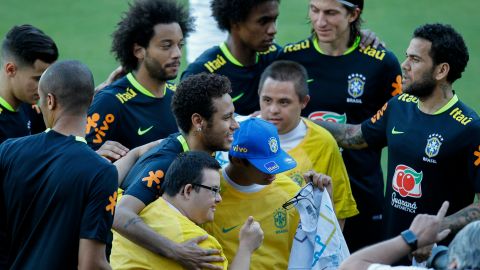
[
  {"left": 441, "top": 203, "right": 480, "bottom": 234},
  {"left": 314, "top": 120, "right": 368, "bottom": 149},
  {"left": 123, "top": 217, "right": 143, "bottom": 229}
]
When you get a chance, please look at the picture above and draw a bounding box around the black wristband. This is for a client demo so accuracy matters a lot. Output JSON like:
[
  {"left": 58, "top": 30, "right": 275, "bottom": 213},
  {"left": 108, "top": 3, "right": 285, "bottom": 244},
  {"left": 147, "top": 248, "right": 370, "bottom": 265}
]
[{"left": 401, "top": 229, "right": 418, "bottom": 251}]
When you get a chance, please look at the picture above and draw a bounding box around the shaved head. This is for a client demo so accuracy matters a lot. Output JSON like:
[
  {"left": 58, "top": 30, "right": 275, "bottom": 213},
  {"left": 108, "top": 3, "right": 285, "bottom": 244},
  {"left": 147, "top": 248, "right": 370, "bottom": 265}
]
[{"left": 39, "top": 60, "right": 94, "bottom": 115}]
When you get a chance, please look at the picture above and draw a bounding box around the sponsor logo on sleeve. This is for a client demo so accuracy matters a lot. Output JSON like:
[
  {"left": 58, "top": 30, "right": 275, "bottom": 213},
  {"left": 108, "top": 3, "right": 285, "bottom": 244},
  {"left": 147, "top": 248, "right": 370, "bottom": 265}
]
[
  {"left": 450, "top": 108, "right": 473, "bottom": 126},
  {"left": 85, "top": 113, "right": 115, "bottom": 144},
  {"left": 358, "top": 45, "right": 386, "bottom": 60},
  {"left": 105, "top": 191, "right": 118, "bottom": 215},
  {"left": 204, "top": 54, "right": 227, "bottom": 73},
  {"left": 370, "top": 102, "right": 388, "bottom": 124},
  {"left": 474, "top": 145, "right": 480, "bottom": 167},
  {"left": 142, "top": 170, "right": 164, "bottom": 189},
  {"left": 391, "top": 75, "right": 403, "bottom": 96}
]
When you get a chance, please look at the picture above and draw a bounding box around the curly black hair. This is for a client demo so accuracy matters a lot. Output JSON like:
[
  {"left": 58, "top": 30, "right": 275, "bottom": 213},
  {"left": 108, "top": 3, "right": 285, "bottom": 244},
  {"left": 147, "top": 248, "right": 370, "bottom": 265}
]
[
  {"left": 1, "top": 24, "right": 58, "bottom": 66},
  {"left": 211, "top": 0, "right": 280, "bottom": 32},
  {"left": 413, "top": 23, "right": 469, "bottom": 83},
  {"left": 172, "top": 73, "right": 232, "bottom": 133},
  {"left": 111, "top": 0, "right": 194, "bottom": 72}
]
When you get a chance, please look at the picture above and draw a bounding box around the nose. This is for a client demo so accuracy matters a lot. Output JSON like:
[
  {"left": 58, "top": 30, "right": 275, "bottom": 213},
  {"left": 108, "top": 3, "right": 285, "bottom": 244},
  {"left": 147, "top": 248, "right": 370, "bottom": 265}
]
[
  {"left": 231, "top": 118, "right": 240, "bottom": 131},
  {"left": 401, "top": 58, "right": 409, "bottom": 72},
  {"left": 215, "top": 192, "right": 222, "bottom": 203},
  {"left": 171, "top": 44, "right": 182, "bottom": 59},
  {"left": 313, "top": 12, "right": 327, "bottom": 28},
  {"left": 267, "top": 22, "right": 277, "bottom": 36},
  {"left": 269, "top": 103, "right": 280, "bottom": 114}
]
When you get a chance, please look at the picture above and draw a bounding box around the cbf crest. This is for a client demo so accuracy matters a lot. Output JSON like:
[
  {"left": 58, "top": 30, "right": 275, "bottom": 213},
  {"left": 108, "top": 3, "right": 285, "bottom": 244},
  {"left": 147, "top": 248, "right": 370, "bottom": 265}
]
[
  {"left": 268, "top": 137, "right": 278, "bottom": 153},
  {"left": 425, "top": 133, "right": 444, "bottom": 158},
  {"left": 347, "top": 73, "right": 366, "bottom": 99},
  {"left": 274, "top": 208, "right": 287, "bottom": 232}
]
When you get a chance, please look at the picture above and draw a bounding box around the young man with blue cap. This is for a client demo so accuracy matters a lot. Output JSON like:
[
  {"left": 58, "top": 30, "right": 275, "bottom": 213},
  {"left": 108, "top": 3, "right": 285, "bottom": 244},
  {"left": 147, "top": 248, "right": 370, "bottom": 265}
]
[{"left": 203, "top": 117, "right": 332, "bottom": 269}]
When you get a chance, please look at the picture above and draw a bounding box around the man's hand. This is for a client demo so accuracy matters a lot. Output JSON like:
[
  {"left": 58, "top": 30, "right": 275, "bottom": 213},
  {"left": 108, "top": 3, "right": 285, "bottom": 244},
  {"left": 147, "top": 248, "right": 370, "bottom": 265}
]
[
  {"left": 239, "top": 216, "right": 264, "bottom": 253},
  {"left": 303, "top": 170, "right": 333, "bottom": 198},
  {"left": 409, "top": 201, "right": 451, "bottom": 262},
  {"left": 96, "top": 140, "right": 129, "bottom": 162},
  {"left": 359, "top": 29, "right": 385, "bottom": 49},
  {"left": 173, "top": 236, "right": 224, "bottom": 270}
]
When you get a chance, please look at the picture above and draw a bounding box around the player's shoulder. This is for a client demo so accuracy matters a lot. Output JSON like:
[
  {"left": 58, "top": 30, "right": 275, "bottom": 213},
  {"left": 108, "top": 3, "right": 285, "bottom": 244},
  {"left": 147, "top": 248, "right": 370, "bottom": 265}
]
[
  {"left": 302, "top": 118, "right": 338, "bottom": 145},
  {"left": 392, "top": 93, "right": 419, "bottom": 107},
  {"left": 357, "top": 44, "right": 399, "bottom": 64},
  {"left": 135, "top": 133, "right": 184, "bottom": 165},
  {"left": 258, "top": 43, "right": 282, "bottom": 56},
  {"left": 280, "top": 38, "right": 313, "bottom": 55}
]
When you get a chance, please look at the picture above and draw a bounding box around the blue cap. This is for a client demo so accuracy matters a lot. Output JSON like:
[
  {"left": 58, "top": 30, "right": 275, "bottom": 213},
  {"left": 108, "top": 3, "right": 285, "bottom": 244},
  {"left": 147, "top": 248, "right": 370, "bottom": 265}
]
[{"left": 229, "top": 118, "right": 297, "bottom": 174}]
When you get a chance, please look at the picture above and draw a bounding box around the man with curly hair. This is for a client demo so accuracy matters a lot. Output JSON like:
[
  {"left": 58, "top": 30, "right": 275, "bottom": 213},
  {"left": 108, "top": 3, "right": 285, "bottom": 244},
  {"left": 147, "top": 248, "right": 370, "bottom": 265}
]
[
  {"left": 86, "top": 0, "right": 194, "bottom": 158},
  {"left": 112, "top": 73, "right": 239, "bottom": 269},
  {"left": 317, "top": 23, "right": 480, "bottom": 264},
  {"left": 181, "top": 0, "right": 280, "bottom": 116}
]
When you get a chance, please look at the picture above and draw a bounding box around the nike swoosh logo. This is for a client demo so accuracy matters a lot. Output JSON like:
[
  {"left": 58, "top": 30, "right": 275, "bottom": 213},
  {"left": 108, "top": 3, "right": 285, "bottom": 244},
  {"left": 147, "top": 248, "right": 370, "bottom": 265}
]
[
  {"left": 391, "top": 127, "right": 404, "bottom": 135},
  {"left": 222, "top": 225, "right": 239, "bottom": 233},
  {"left": 137, "top": 126, "right": 154, "bottom": 136},
  {"left": 307, "top": 79, "right": 314, "bottom": 83}
]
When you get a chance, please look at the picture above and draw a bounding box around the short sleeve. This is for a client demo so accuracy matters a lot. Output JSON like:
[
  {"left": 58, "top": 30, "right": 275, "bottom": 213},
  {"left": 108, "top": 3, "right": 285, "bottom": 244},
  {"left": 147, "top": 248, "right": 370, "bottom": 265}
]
[
  {"left": 467, "top": 121, "right": 480, "bottom": 193},
  {"left": 361, "top": 101, "right": 390, "bottom": 149},
  {"left": 85, "top": 91, "right": 122, "bottom": 150},
  {"left": 123, "top": 157, "right": 174, "bottom": 206},
  {"left": 80, "top": 165, "right": 118, "bottom": 243}
]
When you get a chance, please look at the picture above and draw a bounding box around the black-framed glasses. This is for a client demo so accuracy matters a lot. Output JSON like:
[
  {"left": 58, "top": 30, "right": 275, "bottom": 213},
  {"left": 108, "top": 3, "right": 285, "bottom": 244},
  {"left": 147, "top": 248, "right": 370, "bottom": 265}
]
[
  {"left": 282, "top": 182, "right": 317, "bottom": 210},
  {"left": 192, "top": 183, "right": 221, "bottom": 198}
]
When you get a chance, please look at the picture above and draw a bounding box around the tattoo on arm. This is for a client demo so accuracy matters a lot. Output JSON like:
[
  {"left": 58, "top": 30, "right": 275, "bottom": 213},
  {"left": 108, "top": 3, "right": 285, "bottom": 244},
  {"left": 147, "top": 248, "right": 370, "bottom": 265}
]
[
  {"left": 123, "top": 217, "right": 143, "bottom": 229},
  {"left": 314, "top": 120, "right": 368, "bottom": 149},
  {"left": 442, "top": 203, "right": 480, "bottom": 234}
]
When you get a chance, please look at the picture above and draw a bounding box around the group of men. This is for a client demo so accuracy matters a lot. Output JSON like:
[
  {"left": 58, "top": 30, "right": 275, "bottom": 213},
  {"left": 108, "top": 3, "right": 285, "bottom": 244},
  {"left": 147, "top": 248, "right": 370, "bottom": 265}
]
[{"left": 1, "top": 0, "right": 479, "bottom": 269}]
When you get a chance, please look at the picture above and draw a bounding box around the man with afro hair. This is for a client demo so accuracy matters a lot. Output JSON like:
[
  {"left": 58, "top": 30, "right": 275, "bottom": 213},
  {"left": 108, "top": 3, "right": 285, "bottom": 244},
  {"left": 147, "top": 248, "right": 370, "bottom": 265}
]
[{"left": 86, "top": 0, "right": 193, "bottom": 158}]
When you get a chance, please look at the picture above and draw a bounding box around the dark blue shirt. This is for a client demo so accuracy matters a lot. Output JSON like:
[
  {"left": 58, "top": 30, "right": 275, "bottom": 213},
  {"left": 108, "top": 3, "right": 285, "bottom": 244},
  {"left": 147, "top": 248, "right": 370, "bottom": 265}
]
[
  {"left": 86, "top": 73, "right": 178, "bottom": 150},
  {"left": 362, "top": 93, "right": 480, "bottom": 241},
  {"left": 278, "top": 36, "right": 402, "bottom": 216},
  {"left": 181, "top": 43, "right": 281, "bottom": 115},
  {"left": 123, "top": 132, "right": 189, "bottom": 205},
  {"left": 0, "top": 130, "right": 118, "bottom": 269}
]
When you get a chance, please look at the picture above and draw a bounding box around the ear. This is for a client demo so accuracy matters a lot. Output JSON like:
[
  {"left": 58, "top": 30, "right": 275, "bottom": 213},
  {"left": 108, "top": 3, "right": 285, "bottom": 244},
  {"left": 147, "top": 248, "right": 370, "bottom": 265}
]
[
  {"left": 47, "top": 93, "right": 57, "bottom": 110},
  {"left": 191, "top": 113, "right": 204, "bottom": 132},
  {"left": 301, "top": 95, "right": 310, "bottom": 110},
  {"left": 434, "top": 63, "right": 450, "bottom": 81},
  {"left": 182, "top": 184, "right": 194, "bottom": 200},
  {"left": 5, "top": 62, "right": 17, "bottom": 77},
  {"left": 347, "top": 7, "right": 361, "bottom": 23},
  {"left": 133, "top": 43, "right": 146, "bottom": 61}
]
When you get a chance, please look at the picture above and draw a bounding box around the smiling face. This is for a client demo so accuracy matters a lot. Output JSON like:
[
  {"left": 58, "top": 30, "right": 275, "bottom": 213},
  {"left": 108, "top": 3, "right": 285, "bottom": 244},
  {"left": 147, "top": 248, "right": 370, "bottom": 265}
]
[
  {"left": 201, "top": 93, "right": 239, "bottom": 152},
  {"left": 401, "top": 38, "right": 437, "bottom": 98},
  {"left": 309, "top": 0, "right": 358, "bottom": 45},
  {"left": 260, "top": 77, "right": 309, "bottom": 134},
  {"left": 139, "top": 23, "right": 184, "bottom": 81},
  {"left": 231, "top": 1, "right": 279, "bottom": 53},
  {"left": 189, "top": 168, "right": 222, "bottom": 224}
]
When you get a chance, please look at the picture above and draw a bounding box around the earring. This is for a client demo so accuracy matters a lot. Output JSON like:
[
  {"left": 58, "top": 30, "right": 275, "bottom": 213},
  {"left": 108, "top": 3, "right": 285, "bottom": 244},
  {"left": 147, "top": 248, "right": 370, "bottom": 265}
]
[{"left": 197, "top": 127, "right": 202, "bottom": 132}]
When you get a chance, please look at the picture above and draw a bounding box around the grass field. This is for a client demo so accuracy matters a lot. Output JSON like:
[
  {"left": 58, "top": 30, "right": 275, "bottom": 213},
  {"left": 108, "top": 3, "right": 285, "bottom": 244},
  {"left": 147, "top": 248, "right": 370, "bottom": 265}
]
[
  {"left": 1, "top": 0, "right": 478, "bottom": 112},
  {"left": 2, "top": 0, "right": 479, "bottom": 179}
]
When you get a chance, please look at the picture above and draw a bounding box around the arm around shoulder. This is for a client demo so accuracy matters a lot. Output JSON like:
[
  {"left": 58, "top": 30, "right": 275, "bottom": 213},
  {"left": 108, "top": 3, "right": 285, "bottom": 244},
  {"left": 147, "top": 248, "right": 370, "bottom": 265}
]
[{"left": 314, "top": 120, "right": 368, "bottom": 150}]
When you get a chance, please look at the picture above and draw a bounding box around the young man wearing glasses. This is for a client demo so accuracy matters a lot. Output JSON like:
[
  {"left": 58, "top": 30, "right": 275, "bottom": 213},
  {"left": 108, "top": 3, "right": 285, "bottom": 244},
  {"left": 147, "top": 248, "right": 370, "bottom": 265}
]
[
  {"left": 111, "top": 151, "right": 263, "bottom": 270},
  {"left": 203, "top": 117, "right": 332, "bottom": 269}
]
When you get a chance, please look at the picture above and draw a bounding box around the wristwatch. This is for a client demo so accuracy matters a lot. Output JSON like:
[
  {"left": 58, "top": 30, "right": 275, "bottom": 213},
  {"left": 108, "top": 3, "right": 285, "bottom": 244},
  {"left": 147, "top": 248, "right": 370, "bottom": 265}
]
[{"left": 400, "top": 230, "right": 418, "bottom": 251}]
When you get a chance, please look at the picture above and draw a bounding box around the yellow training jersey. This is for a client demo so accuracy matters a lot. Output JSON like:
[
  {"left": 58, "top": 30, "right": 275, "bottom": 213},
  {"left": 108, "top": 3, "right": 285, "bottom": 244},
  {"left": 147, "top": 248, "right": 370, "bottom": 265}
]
[
  {"left": 203, "top": 173, "right": 300, "bottom": 269},
  {"left": 282, "top": 118, "right": 359, "bottom": 219},
  {"left": 111, "top": 198, "right": 228, "bottom": 270}
]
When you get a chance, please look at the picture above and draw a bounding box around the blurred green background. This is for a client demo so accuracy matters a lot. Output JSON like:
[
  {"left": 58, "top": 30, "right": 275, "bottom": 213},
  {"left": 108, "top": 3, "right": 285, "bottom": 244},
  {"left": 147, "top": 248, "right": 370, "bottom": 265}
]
[{"left": 1, "top": 0, "right": 478, "bottom": 112}]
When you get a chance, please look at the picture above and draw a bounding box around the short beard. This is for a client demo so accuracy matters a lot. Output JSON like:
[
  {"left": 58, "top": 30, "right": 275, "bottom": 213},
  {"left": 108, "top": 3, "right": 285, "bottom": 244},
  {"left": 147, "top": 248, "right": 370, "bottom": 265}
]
[
  {"left": 144, "top": 54, "right": 176, "bottom": 82},
  {"left": 403, "top": 71, "right": 436, "bottom": 98}
]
